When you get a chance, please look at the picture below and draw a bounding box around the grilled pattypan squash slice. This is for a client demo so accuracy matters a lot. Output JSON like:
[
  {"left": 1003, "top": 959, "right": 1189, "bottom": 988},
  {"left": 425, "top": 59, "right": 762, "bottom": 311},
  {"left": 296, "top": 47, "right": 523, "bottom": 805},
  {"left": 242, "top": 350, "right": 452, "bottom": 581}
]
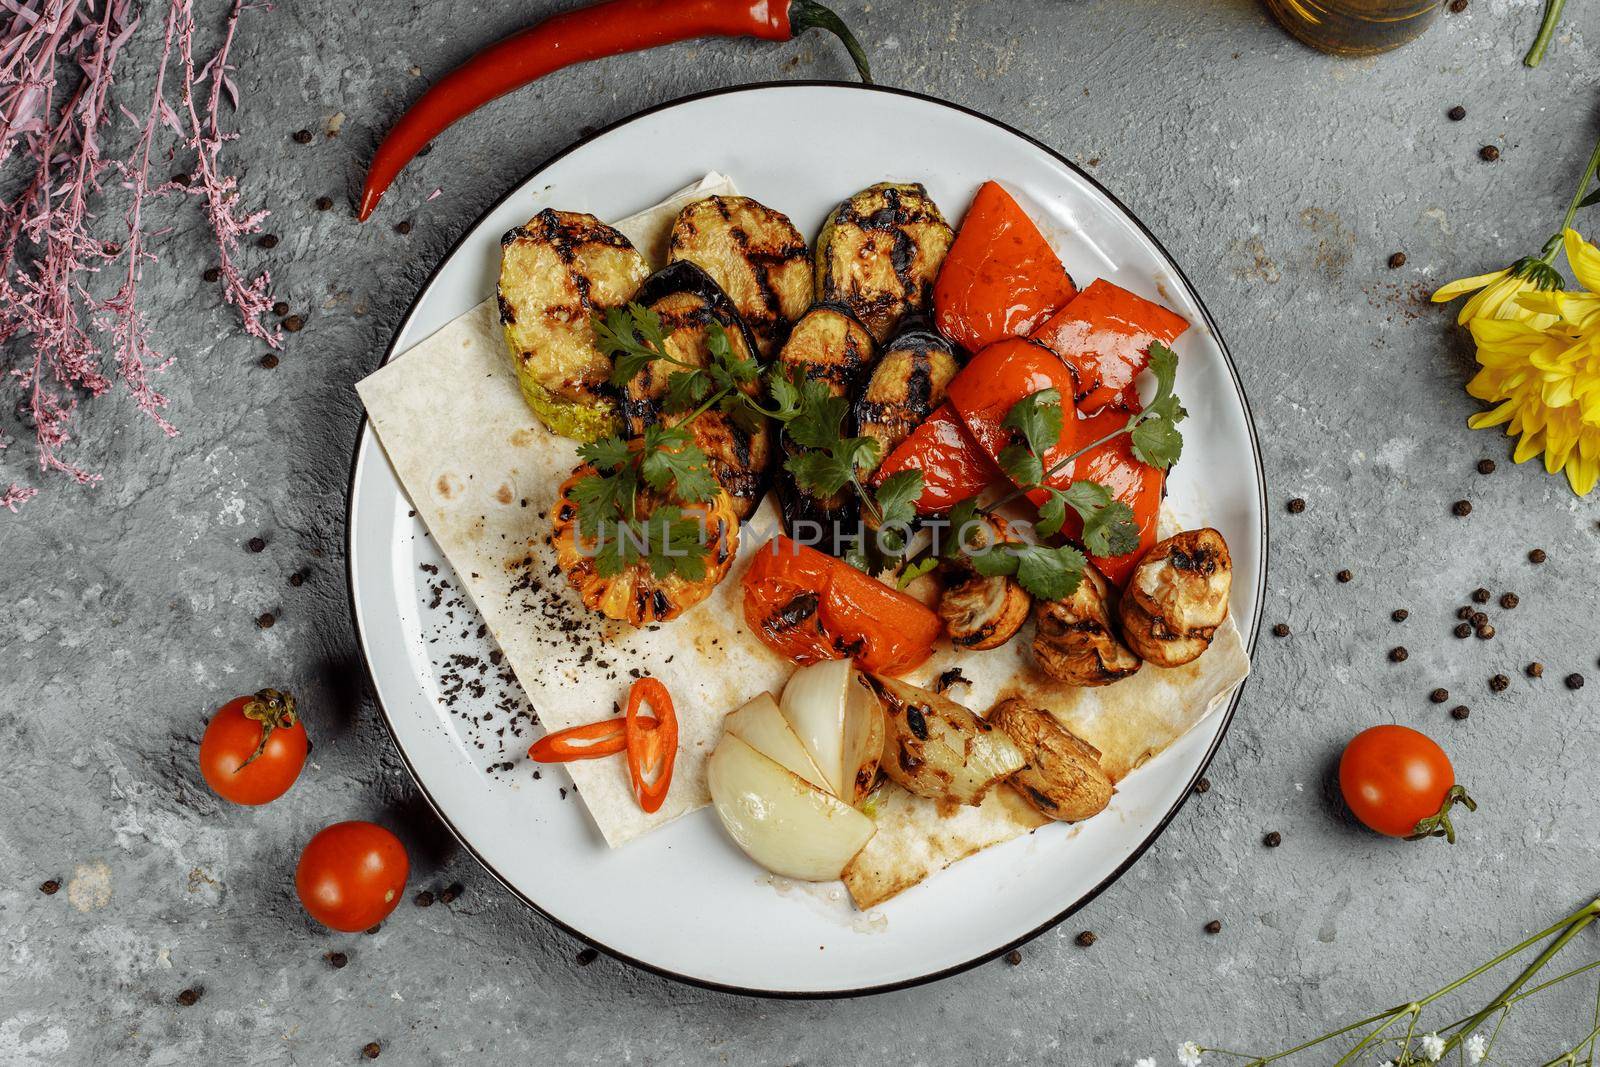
[
  {"left": 619, "top": 262, "right": 774, "bottom": 522},
  {"left": 551, "top": 464, "right": 740, "bottom": 626},
  {"left": 814, "top": 182, "right": 954, "bottom": 344},
  {"left": 667, "top": 195, "right": 813, "bottom": 358},
  {"left": 498, "top": 209, "right": 648, "bottom": 442}
]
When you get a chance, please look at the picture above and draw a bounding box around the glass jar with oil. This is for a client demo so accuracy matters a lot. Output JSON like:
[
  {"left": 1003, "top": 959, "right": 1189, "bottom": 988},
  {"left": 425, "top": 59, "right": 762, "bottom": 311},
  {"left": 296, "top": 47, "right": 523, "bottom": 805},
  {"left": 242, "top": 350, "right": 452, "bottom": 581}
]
[{"left": 1264, "top": 0, "right": 1443, "bottom": 56}]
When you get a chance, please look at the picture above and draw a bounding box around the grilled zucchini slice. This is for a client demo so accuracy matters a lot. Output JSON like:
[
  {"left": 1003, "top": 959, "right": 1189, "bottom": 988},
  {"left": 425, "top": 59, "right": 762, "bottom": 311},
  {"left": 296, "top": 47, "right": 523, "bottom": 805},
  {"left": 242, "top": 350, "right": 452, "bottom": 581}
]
[
  {"left": 498, "top": 210, "right": 649, "bottom": 442},
  {"left": 667, "top": 195, "right": 813, "bottom": 358},
  {"left": 814, "top": 182, "right": 954, "bottom": 344},
  {"left": 854, "top": 317, "right": 959, "bottom": 475},
  {"left": 619, "top": 262, "right": 773, "bottom": 522},
  {"left": 774, "top": 304, "right": 875, "bottom": 551},
  {"left": 551, "top": 464, "right": 740, "bottom": 626}
]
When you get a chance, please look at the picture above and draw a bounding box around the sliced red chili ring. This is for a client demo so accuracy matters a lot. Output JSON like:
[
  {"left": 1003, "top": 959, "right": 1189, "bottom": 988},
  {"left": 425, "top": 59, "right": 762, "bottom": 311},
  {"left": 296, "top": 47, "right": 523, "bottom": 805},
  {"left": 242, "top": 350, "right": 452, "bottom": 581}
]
[
  {"left": 625, "top": 677, "right": 678, "bottom": 814},
  {"left": 528, "top": 716, "right": 657, "bottom": 763}
]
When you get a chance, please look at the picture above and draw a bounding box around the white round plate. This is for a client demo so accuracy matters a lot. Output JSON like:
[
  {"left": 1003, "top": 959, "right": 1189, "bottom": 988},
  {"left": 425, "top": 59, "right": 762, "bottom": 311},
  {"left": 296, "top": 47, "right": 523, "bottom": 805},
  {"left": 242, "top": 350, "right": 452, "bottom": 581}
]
[{"left": 347, "top": 83, "right": 1265, "bottom": 997}]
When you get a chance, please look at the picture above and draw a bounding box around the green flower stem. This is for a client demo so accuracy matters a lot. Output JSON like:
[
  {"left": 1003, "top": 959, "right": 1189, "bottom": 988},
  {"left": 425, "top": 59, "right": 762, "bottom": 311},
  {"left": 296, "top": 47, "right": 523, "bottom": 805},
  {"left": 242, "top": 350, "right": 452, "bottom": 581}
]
[
  {"left": 1524, "top": 0, "right": 1567, "bottom": 68},
  {"left": 1436, "top": 959, "right": 1600, "bottom": 1034},
  {"left": 1441, "top": 899, "right": 1600, "bottom": 1058},
  {"left": 1543, "top": 1020, "right": 1600, "bottom": 1067},
  {"left": 1558, "top": 126, "right": 1600, "bottom": 235}
]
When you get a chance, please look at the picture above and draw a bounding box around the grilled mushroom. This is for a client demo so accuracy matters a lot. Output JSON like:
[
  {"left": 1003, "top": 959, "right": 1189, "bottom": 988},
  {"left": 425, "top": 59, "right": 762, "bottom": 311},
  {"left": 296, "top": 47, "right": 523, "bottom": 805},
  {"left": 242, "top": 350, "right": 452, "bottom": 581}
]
[
  {"left": 936, "top": 513, "right": 1031, "bottom": 650},
  {"left": 1117, "top": 528, "right": 1232, "bottom": 667},
  {"left": 1031, "top": 562, "right": 1141, "bottom": 686},
  {"left": 990, "top": 698, "right": 1113, "bottom": 822}
]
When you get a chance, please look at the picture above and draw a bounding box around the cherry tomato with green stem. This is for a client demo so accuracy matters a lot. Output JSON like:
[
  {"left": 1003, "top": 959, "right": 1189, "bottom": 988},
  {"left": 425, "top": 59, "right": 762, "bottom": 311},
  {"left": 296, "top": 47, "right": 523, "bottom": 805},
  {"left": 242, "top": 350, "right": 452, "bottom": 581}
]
[
  {"left": 199, "top": 689, "right": 307, "bottom": 805},
  {"left": 1339, "top": 725, "right": 1476, "bottom": 843}
]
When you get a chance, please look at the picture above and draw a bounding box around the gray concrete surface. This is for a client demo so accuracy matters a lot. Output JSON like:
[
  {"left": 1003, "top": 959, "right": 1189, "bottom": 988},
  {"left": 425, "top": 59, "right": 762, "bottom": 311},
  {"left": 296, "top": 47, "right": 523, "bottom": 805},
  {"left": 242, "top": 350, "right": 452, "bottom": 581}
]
[{"left": 4, "top": 0, "right": 1600, "bottom": 1062}]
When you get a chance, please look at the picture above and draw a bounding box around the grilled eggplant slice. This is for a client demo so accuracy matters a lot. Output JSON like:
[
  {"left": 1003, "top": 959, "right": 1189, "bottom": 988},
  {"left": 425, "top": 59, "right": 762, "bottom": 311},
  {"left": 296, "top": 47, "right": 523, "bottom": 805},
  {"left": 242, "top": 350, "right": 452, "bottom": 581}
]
[
  {"left": 498, "top": 209, "right": 648, "bottom": 441},
  {"left": 990, "top": 698, "right": 1114, "bottom": 822},
  {"left": 1118, "top": 528, "right": 1233, "bottom": 668},
  {"left": 815, "top": 182, "right": 954, "bottom": 343},
  {"left": 854, "top": 318, "right": 959, "bottom": 474},
  {"left": 620, "top": 262, "right": 773, "bottom": 522},
  {"left": 1032, "top": 562, "right": 1142, "bottom": 686},
  {"left": 773, "top": 304, "right": 875, "bottom": 553},
  {"left": 550, "top": 464, "right": 740, "bottom": 626},
  {"left": 667, "top": 195, "right": 813, "bottom": 357},
  {"left": 866, "top": 674, "right": 1024, "bottom": 807}
]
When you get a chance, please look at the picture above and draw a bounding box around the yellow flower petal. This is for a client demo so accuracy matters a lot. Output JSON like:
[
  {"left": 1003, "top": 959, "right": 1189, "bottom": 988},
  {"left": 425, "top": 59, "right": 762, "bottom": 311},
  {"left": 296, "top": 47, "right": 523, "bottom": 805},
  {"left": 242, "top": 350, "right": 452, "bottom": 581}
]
[
  {"left": 1564, "top": 229, "right": 1600, "bottom": 295},
  {"left": 1432, "top": 268, "right": 1510, "bottom": 303}
]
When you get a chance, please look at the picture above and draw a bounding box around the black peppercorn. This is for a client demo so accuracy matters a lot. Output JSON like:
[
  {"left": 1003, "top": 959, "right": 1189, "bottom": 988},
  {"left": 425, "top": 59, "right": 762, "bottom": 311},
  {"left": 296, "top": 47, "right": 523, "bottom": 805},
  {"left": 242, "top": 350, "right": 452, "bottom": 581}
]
[
  {"left": 1499, "top": 593, "right": 1519, "bottom": 609},
  {"left": 1489, "top": 674, "right": 1510, "bottom": 692},
  {"left": 1472, "top": 588, "right": 1491, "bottom": 603},
  {"left": 1005, "top": 949, "right": 1023, "bottom": 965},
  {"left": 1527, "top": 662, "right": 1544, "bottom": 678},
  {"left": 395, "top": 220, "right": 413, "bottom": 235},
  {"left": 1388, "top": 252, "right": 1407, "bottom": 269},
  {"left": 1476, "top": 457, "right": 1495, "bottom": 473},
  {"left": 202, "top": 266, "right": 220, "bottom": 283},
  {"left": 272, "top": 301, "right": 290, "bottom": 317},
  {"left": 283, "top": 314, "right": 305, "bottom": 332},
  {"left": 575, "top": 947, "right": 599, "bottom": 966},
  {"left": 176, "top": 988, "right": 200, "bottom": 1007},
  {"left": 440, "top": 882, "right": 463, "bottom": 904},
  {"left": 259, "top": 353, "right": 279, "bottom": 370},
  {"left": 362, "top": 1042, "right": 381, "bottom": 1060},
  {"left": 1454, "top": 623, "right": 1473, "bottom": 638},
  {"left": 1449, "top": 0, "right": 1467, "bottom": 11},
  {"left": 288, "top": 570, "right": 306, "bottom": 588},
  {"left": 1337, "top": 569, "right": 1353, "bottom": 583},
  {"left": 365, "top": 924, "right": 381, "bottom": 935},
  {"left": 256, "top": 612, "right": 275, "bottom": 629},
  {"left": 1451, "top": 705, "right": 1470, "bottom": 720},
  {"left": 1429, "top": 688, "right": 1448, "bottom": 704},
  {"left": 414, "top": 890, "right": 434, "bottom": 908},
  {"left": 292, "top": 129, "right": 313, "bottom": 144},
  {"left": 1389, "top": 647, "right": 1409, "bottom": 663},
  {"left": 1480, "top": 145, "right": 1500, "bottom": 162},
  {"left": 1471, "top": 611, "right": 1488, "bottom": 626},
  {"left": 326, "top": 951, "right": 348, "bottom": 969},
  {"left": 1453, "top": 500, "right": 1473, "bottom": 516},
  {"left": 1204, "top": 920, "right": 1222, "bottom": 935},
  {"left": 315, "top": 195, "right": 334, "bottom": 211},
  {"left": 1287, "top": 498, "right": 1306, "bottom": 514},
  {"left": 1263, "top": 831, "right": 1282, "bottom": 847},
  {"left": 257, "top": 233, "right": 279, "bottom": 250},
  {"left": 170, "top": 172, "right": 190, "bottom": 186},
  {"left": 1392, "top": 608, "right": 1409, "bottom": 622},
  {"left": 1529, "top": 548, "right": 1547, "bottom": 564},
  {"left": 1476, "top": 623, "right": 1495, "bottom": 640},
  {"left": 1457, "top": 606, "right": 1474, "bottom": 620},
  {"left": 1566, "top": 673, "right": 1585, "bottom": 690},
  {"left": 1449, "top": 105, "right": 1467, "bottom": 122},
  {"left": 40, "top": 879, "right": 60, "bottom": 895},
  {"left": 1076, "top": 930, "right": 1097, "bottom": 947},
  {"left": 1272, "top": 623, "right": 1290, "bottom": 637},
  {"left": 1194, "top": 777, "right": 1211, "bottom": 795},
  {"left": 247, "top": 536, "right": 266, "bottom": 553}
]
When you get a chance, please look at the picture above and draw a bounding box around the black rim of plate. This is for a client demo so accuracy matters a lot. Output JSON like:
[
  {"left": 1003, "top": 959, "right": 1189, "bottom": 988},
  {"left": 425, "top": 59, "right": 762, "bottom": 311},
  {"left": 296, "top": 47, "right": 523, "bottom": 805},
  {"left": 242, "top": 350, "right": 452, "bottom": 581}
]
[{"left": 344, "top": 79, "right": 1269, "bottom": 1000}]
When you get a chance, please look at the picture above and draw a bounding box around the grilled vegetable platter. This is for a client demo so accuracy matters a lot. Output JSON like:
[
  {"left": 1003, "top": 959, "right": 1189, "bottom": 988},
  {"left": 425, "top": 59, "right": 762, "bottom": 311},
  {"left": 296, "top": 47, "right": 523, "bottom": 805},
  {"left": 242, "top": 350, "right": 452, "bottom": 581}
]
[{"left": 364, "top": 169, "right": 1247, "bottom": 910}]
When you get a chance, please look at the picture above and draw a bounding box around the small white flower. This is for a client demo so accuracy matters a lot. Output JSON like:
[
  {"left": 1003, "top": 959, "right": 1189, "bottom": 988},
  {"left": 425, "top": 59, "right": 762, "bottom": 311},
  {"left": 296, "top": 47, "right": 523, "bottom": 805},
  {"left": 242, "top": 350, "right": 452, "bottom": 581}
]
[
  {"left": 1419, "top": 1033, "right": 1447, "bottom": 1062},
  {"left": 1135, "top": 1059, "right": 1157, "bottom": 1067},
  {"left": 1177, "top": 1042, "right": 1203, "bottom": 1067},
  {"left": 1465, "top": 1032, "right": 1488, "bottom": 1064},
  {"left": 1378, "top": 1060, "right": 1396, "bottom": 1067}
]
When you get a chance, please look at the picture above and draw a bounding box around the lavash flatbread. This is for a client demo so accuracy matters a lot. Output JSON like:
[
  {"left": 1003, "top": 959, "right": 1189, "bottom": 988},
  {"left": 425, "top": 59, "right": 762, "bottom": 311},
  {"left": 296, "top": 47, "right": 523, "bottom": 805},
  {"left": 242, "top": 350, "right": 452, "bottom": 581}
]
[{"left": 356, "top": 174, "right": 1251, "bottom": 902}]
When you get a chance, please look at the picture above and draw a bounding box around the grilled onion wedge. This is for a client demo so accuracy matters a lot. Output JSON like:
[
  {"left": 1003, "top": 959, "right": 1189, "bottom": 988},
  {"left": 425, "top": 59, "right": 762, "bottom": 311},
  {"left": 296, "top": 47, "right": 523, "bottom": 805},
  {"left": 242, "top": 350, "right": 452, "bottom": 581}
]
[
  {"left": 815, "top": 182, "right": 954, "bottom": 343},
  {"left": 619, "top": 262, "right": 773, "bottom": 522},
  {"left": 779, "top": 659, "right": 886, "bottom": 806},
  {"left": 1032, "top": 561, "right": 1142, "bottom": 686},
  {"left": 1118, "top": 528, "right": 1233, "bottom": 667},
  {"left": 724, "top": 692, "right": 830, "bottom": 792},
  {"left": 550, "top": 464, "right": 739, "bottom": 626},
  {"left": 990, "top": 698, "right": 1114, "bottom": 822},
  {"left": 854, "top": 317, "right": 959, "bottom": 474},
  {"left": 667, "top": 195, "right": 813, "bottom": 357},
  {"left": 498, "top": 209, "right": 648, "bottom": 441},
  {"left": 707, "top": 733, "right": 876, "bottom": 882},
  {"left": 772, "top": 304, "right": 875, "bottom": 549},
  {"left": 866, "top": 674, "right": 1024, "bottom": 807}
]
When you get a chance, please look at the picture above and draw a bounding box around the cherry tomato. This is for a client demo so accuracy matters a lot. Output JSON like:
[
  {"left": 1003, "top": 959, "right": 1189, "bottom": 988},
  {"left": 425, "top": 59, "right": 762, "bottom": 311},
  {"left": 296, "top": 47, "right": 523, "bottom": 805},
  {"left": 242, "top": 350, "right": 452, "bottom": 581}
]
[
  {"left": 295, "top": 821, "right": 410, "bottom": 932},
  {"left": 199, "top": 689, "right": 307, "bottom": 805},
  {"left": 1339, "top": 726, "right": 1476, "bottom": 843}
]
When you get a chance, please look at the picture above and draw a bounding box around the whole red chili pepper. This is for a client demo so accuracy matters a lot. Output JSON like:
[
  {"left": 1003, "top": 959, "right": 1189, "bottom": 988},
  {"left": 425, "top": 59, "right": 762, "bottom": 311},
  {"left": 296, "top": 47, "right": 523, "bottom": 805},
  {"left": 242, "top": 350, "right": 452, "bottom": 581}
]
[{"left": 357, "top": 0, "right": 872, "bottom": 221}]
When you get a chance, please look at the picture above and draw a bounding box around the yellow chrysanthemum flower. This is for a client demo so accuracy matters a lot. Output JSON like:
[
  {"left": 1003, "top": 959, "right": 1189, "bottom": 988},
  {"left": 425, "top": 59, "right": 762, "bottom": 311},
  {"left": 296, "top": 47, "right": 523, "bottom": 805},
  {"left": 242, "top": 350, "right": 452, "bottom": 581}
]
[
  {"left": 1463, "top": 228, "right": 1600, "bottom": 496},
  {"left": 1432, "top": 256, "right": 1563, "bottom": 328}
]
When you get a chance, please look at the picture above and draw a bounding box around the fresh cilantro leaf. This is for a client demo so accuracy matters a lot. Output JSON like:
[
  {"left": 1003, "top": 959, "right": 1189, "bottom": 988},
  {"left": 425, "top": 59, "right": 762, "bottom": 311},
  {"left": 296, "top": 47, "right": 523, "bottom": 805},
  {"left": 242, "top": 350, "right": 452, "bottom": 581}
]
[
  {"left": 568, "top": 467, "right": 635, "bottom": 538},
  {"left": 664, "top": 369, "right": 710, "bottom": 413},
  {"left": 1130, "top": 417, "right": 1184, "bottom": 469},
  {"left": 576, "top": 435, "right": 631, "bottom": 473},
  {"left": 1145, "top": 341, "right": 1178, "bottom": 406},
  {"left": 1003, "top": 388, "right": 1063, "bottom": 456},
  {"left": 595, "top": 303, "right": 680, "bottom": 387},
  {"left": 943, "top": 498, "right": 984, "bottom": 558},
  {"left": 1013, "top": 543, "right": 1086, "bottom": 600},
  {"left": 1060, "top": 481, "right": 1139, "bottom": 557},
  {"left": 873, "top": 470, "right": 924, "bottom": 531},
  {"left": 1035, "top": 488, "right": 1067, "bottom": 538},
  {"left": 641, "top": 506, "right": 709, "bottom": 581},
  {"left": 767, "top": 369, "right": 803, "bottom": 422},
  {"left": 968, "top": 544, "right": 1020, "bottom": 578},
  {"left": 705, "top": 321, "right": 760, "bottom": 385},
  {"left": 999, "top": 443, "right": 1044, "bottom": 488},
  {"left": 786, "top": 384, "right": 850, "bottom": 450},
  {"left": 639, "top": 424, "right": 717, "bottom": 502},
  {"left": 895, "top": 554, "right": 942, "bottom": 589},
  {"left": 722, "top": 393, "right": 766, "bottom": 436},
  {"left": 785, "top": 450, "right": 857, "bottom": 498}
]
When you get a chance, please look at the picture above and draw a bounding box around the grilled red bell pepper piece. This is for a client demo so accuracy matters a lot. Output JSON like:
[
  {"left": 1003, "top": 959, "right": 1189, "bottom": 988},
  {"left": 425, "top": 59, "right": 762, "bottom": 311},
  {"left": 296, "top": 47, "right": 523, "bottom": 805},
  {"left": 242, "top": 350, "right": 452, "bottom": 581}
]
[
  {"left": 945, "top": 337, "right": 1081, "bottom": 492},
  {"left": 872, "top": 403, "right": 999, "bottom": 514},
  {"left": 933, "top": 181, "right": 1078, "bottom": 354},
  {"left": 1067, "top": 403, "right": 1164, "bottom": 587},
  {"left": 1031, "top": 278, "right": 1189, "bottom": 415},
  {"left": 358, "top": 0, "right": 871, "bottom": 221}
]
